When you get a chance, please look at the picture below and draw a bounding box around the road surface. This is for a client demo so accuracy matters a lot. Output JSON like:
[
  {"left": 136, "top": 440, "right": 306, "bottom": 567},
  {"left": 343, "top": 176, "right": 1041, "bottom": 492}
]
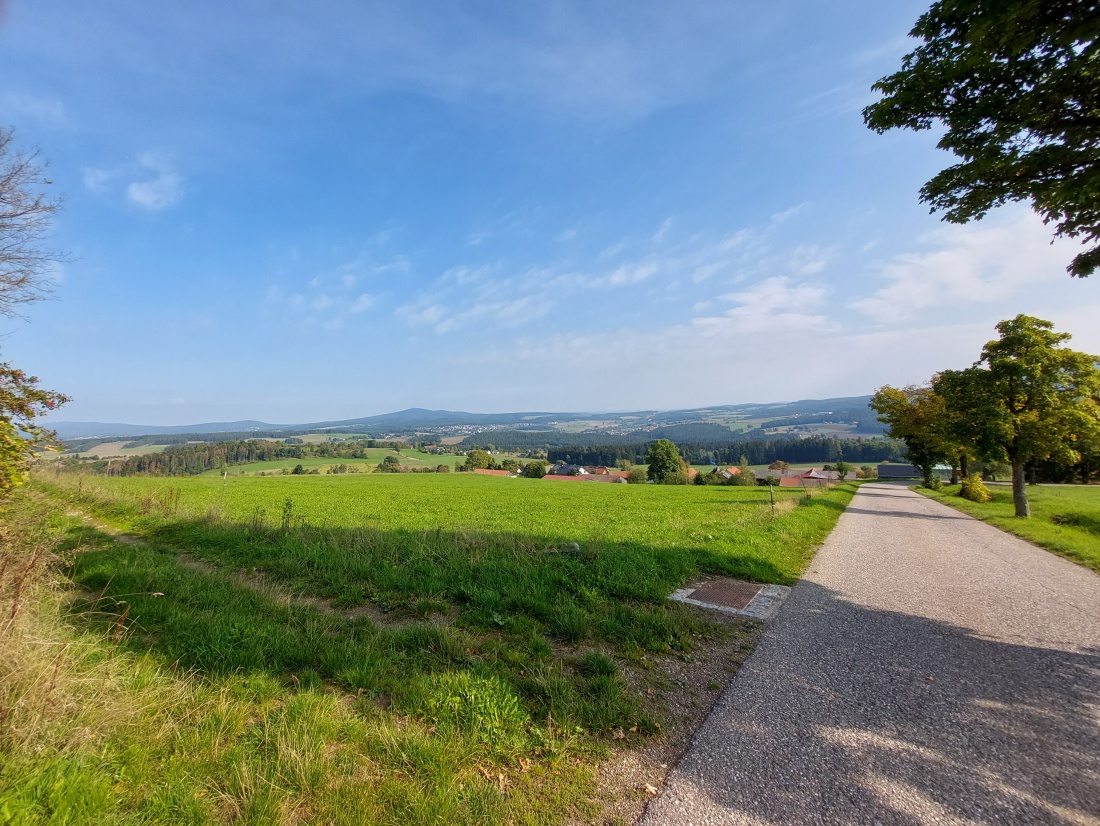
[{"left": 641, "top": 481, "right": 1100, "bottom": 825}]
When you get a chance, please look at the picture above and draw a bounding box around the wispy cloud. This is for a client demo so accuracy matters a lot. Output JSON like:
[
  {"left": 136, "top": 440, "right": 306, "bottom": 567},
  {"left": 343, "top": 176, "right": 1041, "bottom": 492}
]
[
  {"left": 1, "top": 92, "right": 66, "bottom": 124},
  {"left": 265, "top": 251, "right": 403, "bottom": 327},
  {"left": 850, "top": 210, "right": 1081, "bottom": 324},
  {"left": 694, "top": 276, "right": 828, "bottom": 334},
  {"left": 398, "top": 208, "right": 831, "bottom": 336},
  {"left": 126, "top": 153, "right": 183, "bottom": 210},
  {"left": 82, "top": 152, "right": 185, "bottom": 210}
]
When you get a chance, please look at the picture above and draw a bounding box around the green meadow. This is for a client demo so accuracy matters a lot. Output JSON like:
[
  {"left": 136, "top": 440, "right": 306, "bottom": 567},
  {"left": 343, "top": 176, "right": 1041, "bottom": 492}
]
[
  {"left": 3, "top": 474, "right": 856, "bottom": 823},
  {"left": 920, "top": 484, "right": 1100, "bottom": 574},
  {"left": 199, "top": 447, "right": 455, "bottom": 476}
]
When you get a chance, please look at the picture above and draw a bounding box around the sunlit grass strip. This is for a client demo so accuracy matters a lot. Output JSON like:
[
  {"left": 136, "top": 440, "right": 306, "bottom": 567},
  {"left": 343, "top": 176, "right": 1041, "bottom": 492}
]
[
  {"left": 10, "top": 474, "right": 857, "bottom": 823},
  {"left": 1, "top": 493, "right": 595, "bottom": 824}
]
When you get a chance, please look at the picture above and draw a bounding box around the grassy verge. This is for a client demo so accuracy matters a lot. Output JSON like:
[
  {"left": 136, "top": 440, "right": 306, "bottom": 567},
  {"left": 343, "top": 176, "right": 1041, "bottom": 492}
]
[
  {"left": 4, "top": 475, "right": 857, "bottom": 823},
  {"left": 919, "top": 484, "right": 1100, "bottom": 574}
]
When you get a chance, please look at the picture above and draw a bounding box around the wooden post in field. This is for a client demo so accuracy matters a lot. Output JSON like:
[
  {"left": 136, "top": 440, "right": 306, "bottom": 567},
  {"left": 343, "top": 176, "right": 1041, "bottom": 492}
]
[{"left": 769, "top": 481, "right": 775, "bottom": 517}]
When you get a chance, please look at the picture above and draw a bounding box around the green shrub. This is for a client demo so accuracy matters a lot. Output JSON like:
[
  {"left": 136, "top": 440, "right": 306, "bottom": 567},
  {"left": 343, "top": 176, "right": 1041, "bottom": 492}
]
[
  {"left": 959, "top": 473, "right": 992, "bottom": 503},
  {"left": 416, "top": 672, "right": 528, "bottom": 755}
]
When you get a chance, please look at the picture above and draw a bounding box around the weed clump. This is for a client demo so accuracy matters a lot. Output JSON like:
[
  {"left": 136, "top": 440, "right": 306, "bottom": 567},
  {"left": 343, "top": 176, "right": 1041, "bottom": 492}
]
[
  {"left": 416, "top": 671, "right": 528, "bottom": 755},
  {"left": 959, "top": 474, "right": 992, "bottom": 503}
]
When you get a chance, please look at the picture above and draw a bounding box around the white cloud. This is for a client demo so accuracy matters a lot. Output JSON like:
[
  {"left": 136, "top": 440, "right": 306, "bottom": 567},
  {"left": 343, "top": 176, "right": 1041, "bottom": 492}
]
[
  {"left": 397, "top": 206, "right": 829, "bottom": 336},
  {"left": 851, "top": 210, "right": 1081, "bottom": 324},
  {"left": 266, "top": 254, "right": 388, "bottom": 327},
  {"left": 126, "top": 153, "right": 183, "bottom": 210},
  {"left": 349, "top": 293, "right": 374, "bottom": 313},
  {"left": 1, "top": 92, "right": 66, "bottom": 124},
  {"left": 694, "top": 276, "right": 829, "bottom": 334},
  {"left": 84, "top": 152, "right": 185, "bottom": 209},
  {"left": 82, "top": 167, "right": 111, "bottom": 192},
  {"left": 652, "top": 217, "right": 674, "bottom": 243}
]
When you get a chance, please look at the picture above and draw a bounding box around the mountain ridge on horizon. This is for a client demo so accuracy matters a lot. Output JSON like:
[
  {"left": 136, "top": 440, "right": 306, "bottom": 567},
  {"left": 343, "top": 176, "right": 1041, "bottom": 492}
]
[{"left": 49, "top": 396, "right": 880, "bottom": 441}]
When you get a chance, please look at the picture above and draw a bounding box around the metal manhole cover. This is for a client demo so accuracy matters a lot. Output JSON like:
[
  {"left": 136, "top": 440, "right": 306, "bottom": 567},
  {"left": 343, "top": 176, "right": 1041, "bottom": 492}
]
[{"left": 668, "top": 576, "right": 791, "bottom": 621}]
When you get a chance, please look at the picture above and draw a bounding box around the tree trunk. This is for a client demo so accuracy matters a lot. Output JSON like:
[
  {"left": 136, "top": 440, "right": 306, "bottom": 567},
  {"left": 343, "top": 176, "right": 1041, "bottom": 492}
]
[
  {"left": 960, "top": 453, "right": 969, "bottom": 479},
  {"left": 1011, "top": 458, "right": 1030, "bottom": 517}
]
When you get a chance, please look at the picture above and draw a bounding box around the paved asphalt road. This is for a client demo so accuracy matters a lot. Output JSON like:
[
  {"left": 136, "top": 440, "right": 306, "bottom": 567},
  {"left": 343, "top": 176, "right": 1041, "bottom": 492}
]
[{"left": 641, "top": 482, "right": 1100, "bottom": 825}]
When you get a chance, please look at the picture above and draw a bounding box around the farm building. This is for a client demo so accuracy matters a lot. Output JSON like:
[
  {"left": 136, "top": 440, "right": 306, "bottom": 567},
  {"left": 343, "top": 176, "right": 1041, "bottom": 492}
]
[
  {"left": 877, "top": 463, "right": 921, "bottom": 478},
  {"left": 777, "top": 468, "right": 839, "bottom": 488}
]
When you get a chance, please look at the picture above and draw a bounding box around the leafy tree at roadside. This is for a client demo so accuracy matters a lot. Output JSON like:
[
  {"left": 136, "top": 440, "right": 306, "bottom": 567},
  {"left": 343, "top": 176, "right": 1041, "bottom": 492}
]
[
  {"left": 870, "top": 384, "right": 953, "bottom": 486},
  {"left": 938, "top": 315, "right": 1100, "bottom": 517},
  {"left": 864, "top": 0, "right": 1100, "bottom": 276},
  {"left": 645, "top": 439, "right": 686, "bottom": 484},
  {"left": 834, "top": 460, "right": 851, "bottom": 481},
  {"left": 0, "top": 129, "right": 69, "bottom": 492}
]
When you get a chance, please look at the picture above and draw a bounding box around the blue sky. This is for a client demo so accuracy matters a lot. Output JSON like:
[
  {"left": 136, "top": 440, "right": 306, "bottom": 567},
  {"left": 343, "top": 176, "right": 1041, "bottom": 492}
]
[{"left": 2, "top": 1, "right": 1098, "bottom": 425}]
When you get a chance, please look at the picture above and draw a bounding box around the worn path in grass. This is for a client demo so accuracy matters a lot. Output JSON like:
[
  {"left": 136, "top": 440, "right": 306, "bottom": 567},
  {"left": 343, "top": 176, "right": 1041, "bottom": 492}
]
[{"left": 642, "top": 481, "right": 1100, "bottom": 825}]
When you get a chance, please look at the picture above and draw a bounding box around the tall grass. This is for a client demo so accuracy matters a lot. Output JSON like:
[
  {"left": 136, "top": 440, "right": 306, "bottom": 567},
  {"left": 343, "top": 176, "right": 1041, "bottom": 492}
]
[
  {"left": 3, "top": 474, "right": 857, "bottom": 823},
  {"left": 1, "top": 492, "right": 595, "bottom": 823}
]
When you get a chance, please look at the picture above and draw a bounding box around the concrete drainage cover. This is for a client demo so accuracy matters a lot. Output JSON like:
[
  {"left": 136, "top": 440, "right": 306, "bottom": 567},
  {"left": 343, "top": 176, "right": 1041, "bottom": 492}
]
[{"left": 668, "top": 577, "right": 791, "bottom": 621}]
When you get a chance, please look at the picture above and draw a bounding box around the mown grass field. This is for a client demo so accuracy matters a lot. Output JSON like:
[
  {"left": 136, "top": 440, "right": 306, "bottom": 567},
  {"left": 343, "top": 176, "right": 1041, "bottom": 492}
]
[
  {"left": 62, "top": 440, "right": 173, "bottom": 458},
  {"left": 3, "top": 474, "right": 857, "bottom": 824},
  {"left": 920, "top": 484, "right": 1100, "bottom": 573},
  {"left": 199, "top": 447, "right": 456, "bottom": 476}
]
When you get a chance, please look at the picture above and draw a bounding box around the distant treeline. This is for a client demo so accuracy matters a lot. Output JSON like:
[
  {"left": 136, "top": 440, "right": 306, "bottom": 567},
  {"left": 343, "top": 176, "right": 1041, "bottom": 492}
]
[
  {"left": 459, "top": 423, "right": 746, "bottom": 450},
  {"left": 96, "top": 439, "right": 406, "bottom": 476},
  {"left": 547, "top": 436, "right": 905, "bottom": 467}
]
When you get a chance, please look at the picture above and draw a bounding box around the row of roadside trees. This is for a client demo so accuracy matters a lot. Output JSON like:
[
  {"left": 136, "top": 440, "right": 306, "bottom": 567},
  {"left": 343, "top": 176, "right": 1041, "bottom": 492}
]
[{"left": 871, "top": 315, "right": 1100, "bottom": 518}]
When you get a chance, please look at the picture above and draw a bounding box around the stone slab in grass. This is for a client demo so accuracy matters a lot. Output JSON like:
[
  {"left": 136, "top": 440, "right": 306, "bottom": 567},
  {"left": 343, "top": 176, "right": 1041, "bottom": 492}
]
[{"left": 669, "top": 577, "right": 791, "bottom": 621}]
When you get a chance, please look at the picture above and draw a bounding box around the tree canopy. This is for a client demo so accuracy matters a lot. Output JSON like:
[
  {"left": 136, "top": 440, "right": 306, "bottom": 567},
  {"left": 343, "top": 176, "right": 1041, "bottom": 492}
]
[
  {"left": 877, "top": 315, "right": 1100, "bottom": 516},
  {"left": 940, "top": 315, "right": 1100, "bottom": 516},
  {"left": 869, "top": 383, "right": 954, "bottom": 486},
  {"left": 645, "top": 439, "right": 687, "bottom": 484},
  {"left": 0, "top": 129, "right": 69, "bottom": 492},
  {"left": 864, "top": 0, "right": 1100, "bottom": 276}
]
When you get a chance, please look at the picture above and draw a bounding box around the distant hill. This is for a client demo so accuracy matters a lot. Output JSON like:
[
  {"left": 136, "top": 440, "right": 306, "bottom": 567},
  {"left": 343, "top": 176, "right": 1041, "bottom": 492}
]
[
  {"left": 50, "top": 396, "right": 883, "bottom": 441},
  {"left": 49, "top": 420, "right": 281, "bottom": 439}
]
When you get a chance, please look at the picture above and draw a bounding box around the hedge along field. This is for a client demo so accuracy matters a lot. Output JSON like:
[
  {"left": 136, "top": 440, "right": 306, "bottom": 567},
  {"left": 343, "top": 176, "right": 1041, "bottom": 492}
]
[{"left": 18, "top": 474, "right": 856, "bottom": 823}]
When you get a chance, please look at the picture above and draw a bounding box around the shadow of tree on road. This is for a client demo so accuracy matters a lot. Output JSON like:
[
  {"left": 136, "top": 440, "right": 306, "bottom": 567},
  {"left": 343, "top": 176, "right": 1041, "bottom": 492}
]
[{"left": 649, "top": 581, "right": 1099, "bottom": 825}]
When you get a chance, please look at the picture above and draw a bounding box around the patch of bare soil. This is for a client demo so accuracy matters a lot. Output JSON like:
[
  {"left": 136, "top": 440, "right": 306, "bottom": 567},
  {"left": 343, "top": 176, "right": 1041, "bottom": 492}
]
[{"left": 582, "top": 611, "right": 765, "bottom": 826}]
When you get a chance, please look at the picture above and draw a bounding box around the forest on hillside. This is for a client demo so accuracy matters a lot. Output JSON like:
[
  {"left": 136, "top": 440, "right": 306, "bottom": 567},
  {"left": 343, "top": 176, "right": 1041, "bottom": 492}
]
[{"left": 547, "top": 436, "right": 905, "bottom": 467}]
